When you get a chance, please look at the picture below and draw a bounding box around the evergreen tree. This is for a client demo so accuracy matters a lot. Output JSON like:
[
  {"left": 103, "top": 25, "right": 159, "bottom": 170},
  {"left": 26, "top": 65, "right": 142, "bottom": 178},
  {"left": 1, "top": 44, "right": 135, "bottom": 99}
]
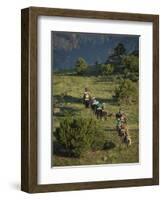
[
  {"left": 75, "top": 57, "right": 88, "bottom": 75},
  {"left": 114, "top": 43, "right": 126, "bottom": 56}
]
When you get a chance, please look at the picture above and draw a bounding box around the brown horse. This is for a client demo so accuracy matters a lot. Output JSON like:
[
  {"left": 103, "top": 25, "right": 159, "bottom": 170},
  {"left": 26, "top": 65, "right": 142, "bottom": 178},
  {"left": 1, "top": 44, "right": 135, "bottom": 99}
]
[{"left": 118, "top": 124, "right": 131, "bottom": 146}]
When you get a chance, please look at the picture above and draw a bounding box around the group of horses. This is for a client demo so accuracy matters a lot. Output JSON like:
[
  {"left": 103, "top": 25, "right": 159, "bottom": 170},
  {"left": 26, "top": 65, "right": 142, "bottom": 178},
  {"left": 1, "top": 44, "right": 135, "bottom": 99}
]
[
  {"left": 83, "top": 97, "right": 131, "bottom": 146},
  {"left": 83, "top": 97, "right": 113, "bottom": 120}
]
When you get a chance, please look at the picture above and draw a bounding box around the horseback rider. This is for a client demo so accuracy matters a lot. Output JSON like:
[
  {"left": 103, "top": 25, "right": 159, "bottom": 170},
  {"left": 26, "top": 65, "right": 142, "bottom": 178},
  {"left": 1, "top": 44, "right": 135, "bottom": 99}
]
[
  {"left": 83, "top": 87, "right": 91, "bottom": 108},
  {"left": 116, "top": 109, "right": 127, "bottom": 132},
  {"left": 120, "top": 124, "right": 131, "bottom": 146},
  {"left": 120, "top": 113, "right": 127, "bottom": 124},
  {"left": 116, "top": 117, "right": 122, "bottom": 131},
  {"left": 116, "top": 108, "right": 123, "bottom": 119},
  {"left": 96, "top": 102, "right": 105, "bottom": 119},
  {"left": 91, "top": 97, "right": 99, "bottom": 113},
  {"left": 119, "top": 123, "right": 127, "bottom": 137}
]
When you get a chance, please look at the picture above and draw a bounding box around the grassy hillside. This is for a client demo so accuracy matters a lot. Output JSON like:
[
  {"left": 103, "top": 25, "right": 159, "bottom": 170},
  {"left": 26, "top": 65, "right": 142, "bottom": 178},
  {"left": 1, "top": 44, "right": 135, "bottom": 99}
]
[{"left": 52, "top": 73, "right": 139, "bottom": 166}]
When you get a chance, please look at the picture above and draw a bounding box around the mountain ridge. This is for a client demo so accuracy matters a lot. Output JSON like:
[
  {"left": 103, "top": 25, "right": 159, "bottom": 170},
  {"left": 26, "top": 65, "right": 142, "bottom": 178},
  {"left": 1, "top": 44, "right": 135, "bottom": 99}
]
[{"left": 52, "top": 31, "right": 139, "bottom": 70}]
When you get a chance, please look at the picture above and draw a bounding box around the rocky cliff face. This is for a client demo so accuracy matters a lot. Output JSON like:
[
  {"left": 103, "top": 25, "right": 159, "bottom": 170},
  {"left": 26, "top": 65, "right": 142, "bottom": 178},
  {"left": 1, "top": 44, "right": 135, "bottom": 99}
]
[{"left": 52, "top": 31, "right": 139, "bottom": 70}]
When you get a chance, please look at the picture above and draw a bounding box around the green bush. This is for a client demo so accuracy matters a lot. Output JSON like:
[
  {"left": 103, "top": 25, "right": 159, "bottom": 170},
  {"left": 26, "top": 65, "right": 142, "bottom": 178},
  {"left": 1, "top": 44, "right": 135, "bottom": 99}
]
[
  {"left": 91, "top": 133, "right": 106, "bottom": 151},
  {"left": 122, "top": 55, "right": 139, "bottom": 74},
  {"left": 126, "top": 72, "right": 139, "bottom": 82},
  {"left": 103, "top": 141, "right": 116, "bottom": 150},
  {"left": 114, "top": 79, "right": 138, "bottom": 104},
  {"left": 54, "top": 117, "right": 104, "bottom": 157},
  {"left": 100, "top": 64, "right": 114, "bottom": 76}
]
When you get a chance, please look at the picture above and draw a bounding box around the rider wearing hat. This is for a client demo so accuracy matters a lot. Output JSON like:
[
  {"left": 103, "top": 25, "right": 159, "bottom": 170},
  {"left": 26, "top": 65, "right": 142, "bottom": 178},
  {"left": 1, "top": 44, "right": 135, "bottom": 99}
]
[{"left": 83, "top": 87, "right": 91, "bottom": 108}]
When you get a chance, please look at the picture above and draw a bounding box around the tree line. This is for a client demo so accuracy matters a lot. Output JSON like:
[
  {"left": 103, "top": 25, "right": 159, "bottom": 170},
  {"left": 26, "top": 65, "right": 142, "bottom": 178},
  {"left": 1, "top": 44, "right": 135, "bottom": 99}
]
[
  {"left": 74, "top": 43, "right": 139, "bottom": 105},
  {"left": 75, "top": 42, "right": 139, "bottom": 81}
]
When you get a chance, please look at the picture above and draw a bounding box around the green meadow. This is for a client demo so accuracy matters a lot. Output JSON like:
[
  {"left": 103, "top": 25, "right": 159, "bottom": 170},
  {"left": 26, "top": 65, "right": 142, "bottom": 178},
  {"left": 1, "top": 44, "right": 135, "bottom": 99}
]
[{"left": 52, "top": 73, "right": 139, "bottom": 166}]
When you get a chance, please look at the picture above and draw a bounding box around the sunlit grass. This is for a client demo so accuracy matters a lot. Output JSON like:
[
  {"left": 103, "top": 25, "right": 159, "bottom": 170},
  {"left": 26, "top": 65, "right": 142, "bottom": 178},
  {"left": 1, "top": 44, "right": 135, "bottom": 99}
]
[{"left": 52, "top": 74, "right": 139, "bottom": 166}]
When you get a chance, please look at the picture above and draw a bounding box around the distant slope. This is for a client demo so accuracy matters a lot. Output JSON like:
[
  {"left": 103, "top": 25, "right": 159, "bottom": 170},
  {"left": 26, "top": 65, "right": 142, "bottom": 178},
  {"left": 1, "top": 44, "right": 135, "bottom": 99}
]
[{"left": 52, "top": 31, "right": 139, "bottom": 70}]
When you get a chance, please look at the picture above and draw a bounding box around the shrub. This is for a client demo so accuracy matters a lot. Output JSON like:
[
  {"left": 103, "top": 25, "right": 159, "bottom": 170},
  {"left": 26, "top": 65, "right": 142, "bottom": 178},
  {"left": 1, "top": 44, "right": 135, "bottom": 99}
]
[
  {"left": 103, "top": 141, "right": 116, "bottom": 150},
  {"left": 114, "top": 79, "right": 138, "bottom": 104},
  {"left": 91, "top": 133, "right": 106, "bottom": 151},
  {"left": 122, "top": 55, "right": 139, "bottom": 74},
  {"left": 100, "top": 64, "right": 114, "bottom": 76},
  {"left": 54, "top": 117, "right": 104, "bottom": 157},
  {"left": 126, "top": 72, "right": 139, "bottom": 82}
]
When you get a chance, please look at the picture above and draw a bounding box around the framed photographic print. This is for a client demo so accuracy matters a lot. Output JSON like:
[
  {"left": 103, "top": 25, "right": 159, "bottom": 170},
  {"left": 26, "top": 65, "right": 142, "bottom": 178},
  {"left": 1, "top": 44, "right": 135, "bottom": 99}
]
[{"left": 21, "top": 7, "right": 159, "bottom": 193}]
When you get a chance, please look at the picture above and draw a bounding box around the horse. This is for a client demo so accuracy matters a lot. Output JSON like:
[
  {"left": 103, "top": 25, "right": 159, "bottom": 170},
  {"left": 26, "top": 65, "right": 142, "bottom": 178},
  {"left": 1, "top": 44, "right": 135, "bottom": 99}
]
[
  {"left": 117, "top": 124, "right": 131, "bottom": 147},
  {"left": 83, "top": 99, "right": 90, "bottom": 108},
  {"left": 123, "top": 134, "right": 132, "bottom": 147},
  {"left": 95, "top": 108, "right": 103, "bottom": 119},
  {"left": 96, "top": 109, "right": 113, "bottom": 120}
]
